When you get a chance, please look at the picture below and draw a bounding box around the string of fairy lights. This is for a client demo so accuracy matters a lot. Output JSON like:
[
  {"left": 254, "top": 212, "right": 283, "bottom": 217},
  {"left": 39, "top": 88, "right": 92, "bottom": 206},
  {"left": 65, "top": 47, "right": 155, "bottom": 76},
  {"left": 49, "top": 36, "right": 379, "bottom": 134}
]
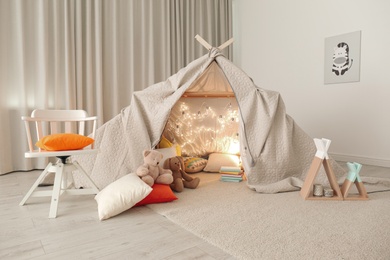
[{"left": 164, "top": 99, "right": 240, "bottom": 156}]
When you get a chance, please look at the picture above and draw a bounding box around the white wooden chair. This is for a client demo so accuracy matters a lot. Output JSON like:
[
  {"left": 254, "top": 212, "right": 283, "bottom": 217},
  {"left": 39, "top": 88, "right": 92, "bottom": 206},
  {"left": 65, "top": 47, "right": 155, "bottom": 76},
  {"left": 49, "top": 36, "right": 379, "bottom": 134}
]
[{"left": 19, "top": 109, "right": 100, "bottom": 218}]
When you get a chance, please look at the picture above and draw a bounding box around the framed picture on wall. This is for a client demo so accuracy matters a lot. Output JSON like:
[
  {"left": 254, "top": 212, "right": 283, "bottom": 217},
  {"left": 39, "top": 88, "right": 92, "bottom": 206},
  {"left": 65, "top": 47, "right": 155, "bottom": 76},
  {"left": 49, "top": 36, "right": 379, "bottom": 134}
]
[{"left": 324, "top": 31, "right": 361, "bottom": 84}]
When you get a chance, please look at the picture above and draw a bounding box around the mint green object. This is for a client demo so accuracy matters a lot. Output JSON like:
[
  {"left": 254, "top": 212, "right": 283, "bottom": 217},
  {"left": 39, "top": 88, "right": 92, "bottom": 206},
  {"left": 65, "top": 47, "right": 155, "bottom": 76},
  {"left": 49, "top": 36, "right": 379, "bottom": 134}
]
[{"left": 346, "top": 162, "right": 362, "bottom": 182}]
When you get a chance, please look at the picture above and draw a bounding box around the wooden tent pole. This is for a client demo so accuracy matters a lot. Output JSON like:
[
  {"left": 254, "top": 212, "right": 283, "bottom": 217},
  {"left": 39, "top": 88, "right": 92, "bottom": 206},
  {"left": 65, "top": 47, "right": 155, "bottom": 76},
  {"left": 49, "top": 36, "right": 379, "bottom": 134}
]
[{"left": 195, "top": 34, "right": 234, "bottom": 51}]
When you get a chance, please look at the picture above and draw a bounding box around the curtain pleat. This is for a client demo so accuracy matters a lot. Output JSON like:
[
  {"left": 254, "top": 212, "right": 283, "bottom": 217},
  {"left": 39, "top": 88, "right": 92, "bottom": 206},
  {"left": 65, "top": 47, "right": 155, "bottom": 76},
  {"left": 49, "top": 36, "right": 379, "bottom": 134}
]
[{"left": 0, "top": 0, "right": 232, "bottom": 174}]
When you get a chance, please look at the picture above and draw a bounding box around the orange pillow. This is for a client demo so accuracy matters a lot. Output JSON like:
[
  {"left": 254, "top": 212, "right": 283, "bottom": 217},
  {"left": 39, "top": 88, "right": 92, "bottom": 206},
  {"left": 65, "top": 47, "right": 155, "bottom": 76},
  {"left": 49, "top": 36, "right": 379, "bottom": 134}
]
[
  {"left": 35, "top": 133, "right": 94, "bottom": 151},
  {"left": 135, "top": 184, "right": 178, "bottom": 206}
]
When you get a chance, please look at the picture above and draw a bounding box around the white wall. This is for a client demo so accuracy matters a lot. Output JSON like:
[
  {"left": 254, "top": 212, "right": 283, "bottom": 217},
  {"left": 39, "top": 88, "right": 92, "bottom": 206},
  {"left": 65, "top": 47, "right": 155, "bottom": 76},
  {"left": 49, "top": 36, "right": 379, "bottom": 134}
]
[{"left": 233, "top": 0, "right": 390, "bottom": 167}]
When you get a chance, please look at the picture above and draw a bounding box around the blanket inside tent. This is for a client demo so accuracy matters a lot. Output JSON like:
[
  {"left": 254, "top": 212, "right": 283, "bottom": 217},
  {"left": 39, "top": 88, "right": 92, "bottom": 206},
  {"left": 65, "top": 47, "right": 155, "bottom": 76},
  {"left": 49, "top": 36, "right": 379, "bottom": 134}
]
[{"left": 73, "top": 40, "right": 345, "bottom": 193}]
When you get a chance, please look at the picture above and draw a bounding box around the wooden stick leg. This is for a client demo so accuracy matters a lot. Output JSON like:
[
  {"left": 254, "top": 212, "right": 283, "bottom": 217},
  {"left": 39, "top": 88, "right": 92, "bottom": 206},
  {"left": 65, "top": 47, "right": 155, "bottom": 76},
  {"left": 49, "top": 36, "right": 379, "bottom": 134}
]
[
  {"left": 356, "top": 181, "right": 369, "bottom": 199},
  {"left": 341, "top": 179, "right": 353, "bottom": 198},
  {"left": 323, "top": 159, "right": 343, "bottom": 198},
  {"left": 300, "top": 157, "right": 323, "bottom": 199}
]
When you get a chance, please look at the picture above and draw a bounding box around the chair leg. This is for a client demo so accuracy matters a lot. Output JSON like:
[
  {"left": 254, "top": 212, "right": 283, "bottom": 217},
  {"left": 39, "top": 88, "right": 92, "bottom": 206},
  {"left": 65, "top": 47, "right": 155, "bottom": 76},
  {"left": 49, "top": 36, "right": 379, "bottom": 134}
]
[
  {"left": 49, "top": 162, "right": 64, "bottom": 219},
  {"left": 19, "top": 163, "right": 53, "bottom": 206},
  {"left": 20, "top": 160, "right": 98, "bottom": 218},
  {"left": 73, "top": 161, "right": 100, "bottom": 194}
]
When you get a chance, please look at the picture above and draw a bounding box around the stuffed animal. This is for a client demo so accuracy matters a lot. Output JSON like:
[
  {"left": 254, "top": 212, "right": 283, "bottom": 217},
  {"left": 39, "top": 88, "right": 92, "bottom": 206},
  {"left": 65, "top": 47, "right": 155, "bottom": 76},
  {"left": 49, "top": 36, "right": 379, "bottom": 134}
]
[
  {"left": 136, "top": 150, "right": 173, "bottom": 187},
  {"left": 163, "top": 156, "right": 200, "bottom": 192}
]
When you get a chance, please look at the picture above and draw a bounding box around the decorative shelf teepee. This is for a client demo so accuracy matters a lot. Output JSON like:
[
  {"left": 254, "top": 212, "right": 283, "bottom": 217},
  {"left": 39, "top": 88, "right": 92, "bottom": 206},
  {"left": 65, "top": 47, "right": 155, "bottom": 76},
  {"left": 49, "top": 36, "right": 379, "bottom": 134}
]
[
  {"left": 340, "top": 162, "right": 369, "bottom": 200},
  {"left": 300, "top": 138, "right": 343, "bottom": 200}
]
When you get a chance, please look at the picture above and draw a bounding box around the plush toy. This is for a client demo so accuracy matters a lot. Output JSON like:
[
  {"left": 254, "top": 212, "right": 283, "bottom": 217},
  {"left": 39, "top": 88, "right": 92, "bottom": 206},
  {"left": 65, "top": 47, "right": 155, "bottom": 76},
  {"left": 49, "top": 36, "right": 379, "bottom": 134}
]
[
  {"left": 136, "top": 150, "right": 173, "bottom": 187},
  {"left": 163, "top": 156, "right": 200, "bottom": 192}
]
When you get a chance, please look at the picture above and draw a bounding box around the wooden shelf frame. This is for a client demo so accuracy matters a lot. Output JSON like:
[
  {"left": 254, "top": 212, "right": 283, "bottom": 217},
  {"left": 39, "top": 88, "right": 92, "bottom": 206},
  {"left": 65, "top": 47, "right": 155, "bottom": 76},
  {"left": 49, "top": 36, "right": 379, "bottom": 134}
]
[
  {"left": 340, "top": 162, "right": 369, "bottom": 201},
  {"left": 300, "top": 138, "right": 343, "bottom": 201}
]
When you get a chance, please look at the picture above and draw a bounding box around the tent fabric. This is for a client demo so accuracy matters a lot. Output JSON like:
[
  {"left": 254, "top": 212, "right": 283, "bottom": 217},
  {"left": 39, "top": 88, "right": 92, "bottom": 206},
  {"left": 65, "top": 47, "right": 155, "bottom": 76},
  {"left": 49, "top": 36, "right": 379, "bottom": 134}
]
[
  {"left": 184, "top": 61, "right": 234, "bottom": 96},
  {"left": 73, "top": 48, "right": 344, "bottom": 193}
]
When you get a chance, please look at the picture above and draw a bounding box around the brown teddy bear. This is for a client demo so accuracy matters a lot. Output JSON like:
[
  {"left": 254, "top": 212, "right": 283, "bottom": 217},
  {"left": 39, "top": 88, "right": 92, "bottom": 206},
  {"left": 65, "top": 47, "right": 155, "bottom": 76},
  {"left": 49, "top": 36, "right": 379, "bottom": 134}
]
[
  {"left": 136, "top": 150, "right": 173, "bottom": 187},
  {"left": 163, "top": 156, "right": 200, "bottom": 192}
]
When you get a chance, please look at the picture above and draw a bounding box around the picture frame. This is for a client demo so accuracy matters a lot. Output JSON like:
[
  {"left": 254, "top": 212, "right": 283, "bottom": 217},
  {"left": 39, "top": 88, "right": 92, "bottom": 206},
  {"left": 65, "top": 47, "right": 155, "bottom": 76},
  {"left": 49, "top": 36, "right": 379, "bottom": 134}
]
[{"left": 324, "top": 31, "right": 361, "bottom": 84}]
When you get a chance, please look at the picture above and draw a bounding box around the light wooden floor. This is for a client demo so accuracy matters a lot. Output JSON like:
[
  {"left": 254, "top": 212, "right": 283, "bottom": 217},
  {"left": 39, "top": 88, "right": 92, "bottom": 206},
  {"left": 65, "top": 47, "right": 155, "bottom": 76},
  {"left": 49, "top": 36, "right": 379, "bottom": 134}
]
[
  {"left": 0, "top": 170, "right": 235, "bottom": 260},
  {"left": 1, "top": 163, "right": 389, "bottom": 259}
]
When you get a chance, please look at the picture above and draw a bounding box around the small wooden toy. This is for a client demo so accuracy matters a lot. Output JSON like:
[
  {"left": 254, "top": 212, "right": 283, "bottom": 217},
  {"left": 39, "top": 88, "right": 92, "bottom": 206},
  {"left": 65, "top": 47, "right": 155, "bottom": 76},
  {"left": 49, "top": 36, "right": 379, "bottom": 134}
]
[
  {"left": 340, "top": 162, "right": 368, "bottom": 200},
  {"left": 300, "top": 138, "right": 343, "bottom": 200}
]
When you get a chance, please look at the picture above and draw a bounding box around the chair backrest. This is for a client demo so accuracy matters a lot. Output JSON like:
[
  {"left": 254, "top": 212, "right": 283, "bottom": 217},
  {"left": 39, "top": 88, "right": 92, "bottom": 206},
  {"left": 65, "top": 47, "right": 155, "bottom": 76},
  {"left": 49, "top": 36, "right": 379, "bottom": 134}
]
[{"left": 22, "top": 109, "right": 98, "bottom": 152}]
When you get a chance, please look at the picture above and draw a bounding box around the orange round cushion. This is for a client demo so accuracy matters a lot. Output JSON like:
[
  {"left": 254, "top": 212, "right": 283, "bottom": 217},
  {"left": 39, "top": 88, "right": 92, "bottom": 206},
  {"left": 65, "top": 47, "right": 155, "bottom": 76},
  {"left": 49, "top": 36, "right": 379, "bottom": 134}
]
[{"left": 35, "top": 133, "right": 94, "bottom": 151}]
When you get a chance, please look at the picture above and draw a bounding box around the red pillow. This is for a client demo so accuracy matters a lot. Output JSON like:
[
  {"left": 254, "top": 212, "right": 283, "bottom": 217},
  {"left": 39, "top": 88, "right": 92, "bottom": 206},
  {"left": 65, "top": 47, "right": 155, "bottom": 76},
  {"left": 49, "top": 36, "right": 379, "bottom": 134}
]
[{"left": 135, "top": 184, "right": 177, "bottom": 206}]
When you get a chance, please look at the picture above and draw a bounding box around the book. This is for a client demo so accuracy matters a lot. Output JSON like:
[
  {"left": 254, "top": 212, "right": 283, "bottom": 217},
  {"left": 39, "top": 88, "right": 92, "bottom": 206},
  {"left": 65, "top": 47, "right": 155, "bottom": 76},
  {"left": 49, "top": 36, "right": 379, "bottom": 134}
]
[
  {"left": 220, "top": 171, "right": 242, "bottom": 175},
  {"left": 220, "top": 166, "right": 241, "bottom": 173},
  {"left": 220, "top": 166, "right": 245, "bottom": 182},
  {"left": 220, "top": 177, "right": 242, "bottom": 182},
  {"left": 220, "top": 173, "right": 243, "bottom": 178},
  {"left": 221, "top": 173, "right": 243, "bottom": 182}
]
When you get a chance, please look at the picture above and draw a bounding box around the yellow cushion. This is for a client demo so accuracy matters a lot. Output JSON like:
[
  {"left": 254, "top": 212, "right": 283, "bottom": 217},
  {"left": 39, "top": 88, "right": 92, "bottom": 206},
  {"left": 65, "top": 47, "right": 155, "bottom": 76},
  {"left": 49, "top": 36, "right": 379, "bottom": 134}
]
[
  {"left": 36, "top": 133, "right": 94, "bottom": 151},
  {"left": 159, "top": 136, "right": 173, "bottom": 148},
  {"left": 175, "top": 144, "right": 182, "bottom": 156}
]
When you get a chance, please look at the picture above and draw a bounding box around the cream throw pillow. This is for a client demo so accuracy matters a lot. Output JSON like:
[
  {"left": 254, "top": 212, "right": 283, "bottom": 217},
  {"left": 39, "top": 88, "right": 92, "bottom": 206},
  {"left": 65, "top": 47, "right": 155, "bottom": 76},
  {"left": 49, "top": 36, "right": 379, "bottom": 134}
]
[
  {"left": 95, "top": 173, "right": 152, "bottom": 220},
  {"left": 203, "top": 153, "right": 240, "bottom": 172}
]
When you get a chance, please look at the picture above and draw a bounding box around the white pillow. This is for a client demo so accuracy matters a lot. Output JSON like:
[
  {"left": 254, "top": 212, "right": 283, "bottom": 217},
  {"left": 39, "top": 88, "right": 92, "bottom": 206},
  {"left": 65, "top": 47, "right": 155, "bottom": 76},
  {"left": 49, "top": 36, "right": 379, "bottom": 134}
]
[
  {"left": 203, "top": 153, "right": 240, "bottom": 172},
  {"left": 94, "top": 173, "right": 152, "bottom": 220},
  {"left": 155, "top": 146, "right": 177, "bottom": 165}
]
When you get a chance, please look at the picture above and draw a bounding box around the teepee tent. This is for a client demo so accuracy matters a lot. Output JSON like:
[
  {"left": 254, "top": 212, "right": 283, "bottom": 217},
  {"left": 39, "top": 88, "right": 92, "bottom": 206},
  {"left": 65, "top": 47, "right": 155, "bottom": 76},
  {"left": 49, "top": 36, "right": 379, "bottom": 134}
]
[{"left": 75, "top": 36, "right": 343, "bottom": 193}]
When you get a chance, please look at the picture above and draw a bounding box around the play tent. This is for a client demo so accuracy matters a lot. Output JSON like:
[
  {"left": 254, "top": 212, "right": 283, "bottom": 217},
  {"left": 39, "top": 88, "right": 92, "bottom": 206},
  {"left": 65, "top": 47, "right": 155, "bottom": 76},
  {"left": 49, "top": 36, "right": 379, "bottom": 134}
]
[{"left": 74, "top": 38, "right": 343, "bottom": 193}]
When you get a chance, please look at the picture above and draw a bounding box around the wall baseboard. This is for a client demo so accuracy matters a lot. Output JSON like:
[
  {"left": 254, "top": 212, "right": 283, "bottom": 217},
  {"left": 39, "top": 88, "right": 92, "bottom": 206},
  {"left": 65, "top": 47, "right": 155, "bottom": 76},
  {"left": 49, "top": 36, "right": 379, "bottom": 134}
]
[{"left": 329, "top": 153, "right": 390, "bottom": 168}]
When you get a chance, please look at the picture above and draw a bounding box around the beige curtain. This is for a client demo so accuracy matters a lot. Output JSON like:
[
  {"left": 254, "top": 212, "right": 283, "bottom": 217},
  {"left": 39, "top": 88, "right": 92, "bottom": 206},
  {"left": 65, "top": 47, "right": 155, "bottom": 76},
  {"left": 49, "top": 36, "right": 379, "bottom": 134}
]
[{"left": 0, "top": 0, "right": 232, "bottom": 174}]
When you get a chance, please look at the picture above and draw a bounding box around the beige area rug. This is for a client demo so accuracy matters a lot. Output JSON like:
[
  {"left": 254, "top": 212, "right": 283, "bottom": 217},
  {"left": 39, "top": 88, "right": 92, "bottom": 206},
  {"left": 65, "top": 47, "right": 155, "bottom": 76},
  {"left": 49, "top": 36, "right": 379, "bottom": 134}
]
[{"left": 147, "top": 173, "right": 390, "bottom": 260}]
